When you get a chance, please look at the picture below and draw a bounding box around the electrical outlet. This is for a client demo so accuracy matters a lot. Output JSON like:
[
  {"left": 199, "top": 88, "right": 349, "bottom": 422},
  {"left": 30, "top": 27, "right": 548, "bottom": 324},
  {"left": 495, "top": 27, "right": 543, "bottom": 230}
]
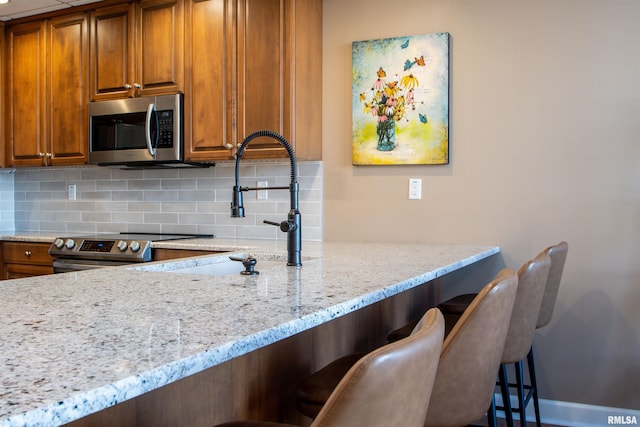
[
  {"left": 68, "top": 184, "right": 77, "bottom": 201},
  {"left": 409, "top": 178, "right": 422, "bottom": 200},
  {"left": 257, "top": 181, "right": 268, "bottom": 200}
]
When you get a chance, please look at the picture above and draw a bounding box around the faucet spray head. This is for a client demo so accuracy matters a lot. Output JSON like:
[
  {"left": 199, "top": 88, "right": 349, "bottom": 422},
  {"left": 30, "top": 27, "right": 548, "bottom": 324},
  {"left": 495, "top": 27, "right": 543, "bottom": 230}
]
[{"left": 230, "top": 186, "right": 245, "bottom": 218}]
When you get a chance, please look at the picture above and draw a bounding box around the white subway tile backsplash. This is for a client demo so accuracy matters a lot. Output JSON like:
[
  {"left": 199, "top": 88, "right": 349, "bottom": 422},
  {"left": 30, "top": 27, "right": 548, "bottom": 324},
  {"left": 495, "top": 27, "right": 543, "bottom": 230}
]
[
  {"left": 128, "top": 202, "right": 161, "bottom": 212},
  {"left": 128, "top": 179, "right": 162, "bottom": 190},
  {"left": 96, "top": 180, "right": 128, "bottom": 191},
  {"left": 8, "top": 161, "right": 322, "bottom": 240},
  {"left": 161, "top": 202, "right": 198, "bottom": 213},
  {"left": 0, "top": 171, "right": 15, "bottom": 232}
]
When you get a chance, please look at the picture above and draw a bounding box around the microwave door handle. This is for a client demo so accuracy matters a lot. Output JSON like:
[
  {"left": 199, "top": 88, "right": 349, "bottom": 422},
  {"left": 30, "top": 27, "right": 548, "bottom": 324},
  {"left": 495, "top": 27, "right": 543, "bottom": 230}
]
[{"left": 145, "top": 103, "right": 157, "bottom": 158}]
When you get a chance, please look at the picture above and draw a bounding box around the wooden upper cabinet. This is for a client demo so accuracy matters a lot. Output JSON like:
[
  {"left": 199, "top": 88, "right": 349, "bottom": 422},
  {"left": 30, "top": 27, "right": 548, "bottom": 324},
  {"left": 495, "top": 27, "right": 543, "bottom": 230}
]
[
  {"left": 5, "top": 21, "right": 47, "bottom": 167},
  {"left": 185, "top": 0, "right": 234, "bottom": 161},
  {"left": 236, "top": 0, "right": 322, "bottom": 160},
  {"left": 90, "top": 0, "right": 184, "bottom": 100},
  {"left": 5, "top": 16, "right": 88, "bottom": 167},
  {"left": 137, "top": 0, "right": 184, "bottom": 96},
  {"left": 236, "top": 0, "right": 284, "bottom": 159},
  {"left": 47, "top": 13, "right": 89, "bottom": 165},
  {"left": 184, "top": 0, "right": 322, "bottom": 162},
  {"left": 89, "top": 2, "right": 135, "bottom": 100}
]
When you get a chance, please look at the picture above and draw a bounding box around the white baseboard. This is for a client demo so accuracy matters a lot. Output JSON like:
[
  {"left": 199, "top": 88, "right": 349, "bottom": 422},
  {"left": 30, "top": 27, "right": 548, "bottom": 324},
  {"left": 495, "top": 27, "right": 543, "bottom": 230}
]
[{"left": 494, "top": 393, "right": 640, "bottom": 426}]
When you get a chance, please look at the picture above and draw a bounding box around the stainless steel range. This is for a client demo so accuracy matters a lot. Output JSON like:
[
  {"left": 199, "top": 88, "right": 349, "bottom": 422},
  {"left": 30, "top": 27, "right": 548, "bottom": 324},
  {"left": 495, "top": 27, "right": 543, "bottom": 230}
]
[{"left": 49, "top": 233, "right": 213, "bottom": 273}]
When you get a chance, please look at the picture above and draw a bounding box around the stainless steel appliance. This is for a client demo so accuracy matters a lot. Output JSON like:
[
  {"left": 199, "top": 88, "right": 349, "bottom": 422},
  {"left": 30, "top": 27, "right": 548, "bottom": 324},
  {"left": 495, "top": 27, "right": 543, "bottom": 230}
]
[
  {"left": 49, "top": 233, "right": 212, "bottom": 273},
  {"left": 88, "top": 93, "right": 211, "bottom": 168}
]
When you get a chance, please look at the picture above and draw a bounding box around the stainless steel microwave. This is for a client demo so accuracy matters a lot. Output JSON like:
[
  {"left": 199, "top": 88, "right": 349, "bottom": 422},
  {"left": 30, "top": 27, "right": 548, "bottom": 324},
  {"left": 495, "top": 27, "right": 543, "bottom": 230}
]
[{"left": 89, "top": 93, "right": 203, "bottom": 167}]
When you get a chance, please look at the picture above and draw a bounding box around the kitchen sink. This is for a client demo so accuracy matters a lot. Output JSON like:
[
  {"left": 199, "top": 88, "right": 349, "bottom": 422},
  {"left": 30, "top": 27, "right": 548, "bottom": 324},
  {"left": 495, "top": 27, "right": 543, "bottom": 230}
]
[{"left": 131, "top": 255, "right": 286, "bottom": 276}]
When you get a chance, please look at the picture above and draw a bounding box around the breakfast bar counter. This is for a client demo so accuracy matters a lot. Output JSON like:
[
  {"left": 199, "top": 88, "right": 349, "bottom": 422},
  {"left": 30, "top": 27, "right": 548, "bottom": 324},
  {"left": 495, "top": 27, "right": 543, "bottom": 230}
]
[{"left": 0, "top": 239, "right": 499, "bottom": 426}]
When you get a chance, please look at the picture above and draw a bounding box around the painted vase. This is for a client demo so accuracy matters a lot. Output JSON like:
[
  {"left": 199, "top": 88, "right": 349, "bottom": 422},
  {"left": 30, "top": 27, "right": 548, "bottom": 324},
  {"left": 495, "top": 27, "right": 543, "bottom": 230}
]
[{"left": 376, "top": 119, "right": 396, "bottom": 151}]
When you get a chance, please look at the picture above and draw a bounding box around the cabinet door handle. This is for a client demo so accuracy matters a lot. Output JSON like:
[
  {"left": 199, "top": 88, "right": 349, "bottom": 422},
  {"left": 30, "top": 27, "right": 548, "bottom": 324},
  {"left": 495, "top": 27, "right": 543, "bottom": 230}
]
[
  {"left": 24, "top": 251, "right": 32, "bottom": 257},
  {"left": 38, "top": 152, "right": 45, "bottom": 158},
  {"left": 225, "top": 144, "right": 233, "bottom": 150},
  {"left": 133, "top": 83, "right": 142, "bottom": 89},
  {"left": 124, "top": 83, "right": 132, "bottom": 89}
]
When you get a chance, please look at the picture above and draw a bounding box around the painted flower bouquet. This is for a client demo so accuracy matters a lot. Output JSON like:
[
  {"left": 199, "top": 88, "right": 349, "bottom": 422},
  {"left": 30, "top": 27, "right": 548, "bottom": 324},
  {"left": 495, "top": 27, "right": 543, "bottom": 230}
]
[{"left": 360, "top": 60, "right": 424, "bottom": 151}]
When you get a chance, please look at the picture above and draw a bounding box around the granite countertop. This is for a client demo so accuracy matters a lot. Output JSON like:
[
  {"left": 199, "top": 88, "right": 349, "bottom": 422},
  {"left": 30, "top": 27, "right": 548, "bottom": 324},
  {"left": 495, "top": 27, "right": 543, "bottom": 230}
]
[{"left": 0, "top": 237, "right": 499, "bottom": 426}]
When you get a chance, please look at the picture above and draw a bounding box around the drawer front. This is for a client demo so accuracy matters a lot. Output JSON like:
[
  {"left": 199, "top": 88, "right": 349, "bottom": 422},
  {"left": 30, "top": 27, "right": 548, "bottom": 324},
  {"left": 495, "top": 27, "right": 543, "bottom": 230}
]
[{"left": 3, "top": 242, "right": 54, "bottom": 265}]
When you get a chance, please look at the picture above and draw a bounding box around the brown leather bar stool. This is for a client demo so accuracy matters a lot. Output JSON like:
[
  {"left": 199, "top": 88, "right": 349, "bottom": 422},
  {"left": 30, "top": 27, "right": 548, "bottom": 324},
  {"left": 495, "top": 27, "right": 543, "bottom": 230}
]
[
  {"left": 295, "top": 268, "right": 519, "bottom": 427},
  {"left": 389, "top": 242, "right": 567, "bottom": 427},
  {"left": 430, "top": 252, "right": 551, "bottom": 427},
  {"left": 214, "top": 308, "right": 445, "bottom": 427},
  {"left": 525, "top": 241, "right": 569, "bottom": 425},
  {"left": 492, "top": 252, "right": 551, "bottom": 427}
]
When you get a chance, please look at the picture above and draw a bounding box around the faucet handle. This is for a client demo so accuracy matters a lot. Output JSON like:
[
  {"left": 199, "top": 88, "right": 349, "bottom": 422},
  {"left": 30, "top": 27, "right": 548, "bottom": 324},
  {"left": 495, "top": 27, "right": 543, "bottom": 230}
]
[{"left": 264, "top": 219, "right": 296, "bottom": 233}]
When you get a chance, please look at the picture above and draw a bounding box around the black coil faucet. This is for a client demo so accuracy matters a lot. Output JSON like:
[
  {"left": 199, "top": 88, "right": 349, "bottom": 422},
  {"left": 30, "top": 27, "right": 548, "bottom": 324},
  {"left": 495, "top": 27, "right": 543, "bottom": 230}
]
[{"left": 230, "top": 130, "right": 302, "bottom": 267}]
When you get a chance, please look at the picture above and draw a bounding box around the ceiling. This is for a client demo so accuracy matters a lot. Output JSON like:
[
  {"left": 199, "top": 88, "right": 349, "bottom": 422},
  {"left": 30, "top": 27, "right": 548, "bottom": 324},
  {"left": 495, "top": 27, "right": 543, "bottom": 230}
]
[{"left": 0, "top": 0, "right": 103, "bottom": 21}]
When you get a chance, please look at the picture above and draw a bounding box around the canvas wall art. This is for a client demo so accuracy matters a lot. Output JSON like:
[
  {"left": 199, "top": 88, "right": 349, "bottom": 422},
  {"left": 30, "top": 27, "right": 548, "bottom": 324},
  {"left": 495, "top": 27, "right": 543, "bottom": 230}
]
[{"left": 352, "top": 33, "right": 450, "bottom": 165}]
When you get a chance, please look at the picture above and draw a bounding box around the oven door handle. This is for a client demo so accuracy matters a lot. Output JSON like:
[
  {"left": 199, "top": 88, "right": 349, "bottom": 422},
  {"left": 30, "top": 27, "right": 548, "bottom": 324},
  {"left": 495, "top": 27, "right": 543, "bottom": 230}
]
[
  {"left": 145, "top": 102, "right": 157, "bottom": 158},
  {"left": 53, "top": 259, "right": 133, "bottom": 273}
]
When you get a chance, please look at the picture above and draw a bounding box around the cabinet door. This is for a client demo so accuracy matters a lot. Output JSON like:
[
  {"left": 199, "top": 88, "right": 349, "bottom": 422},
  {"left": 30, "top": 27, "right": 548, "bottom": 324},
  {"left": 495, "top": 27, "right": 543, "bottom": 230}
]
[
  {"left": 236, "top": 0, "right": 288, "bottom": 159},
  {"left": 47, "top": 13, "right": 89, "bottom": 165},
  {"left": 5, "top": 21, "right": 47, "bottom": 167},
  {"left": 184, "top": 0, "right": 234, "bottom": 161},
  {"left": 236, "top": 0, "right": 322, "bottom": 160},
  {"left": 137, "top": 0, "right": 184, "bottom": 97},
  {"left": 89, "top": 2, "right": 136, "bottom": 100}
]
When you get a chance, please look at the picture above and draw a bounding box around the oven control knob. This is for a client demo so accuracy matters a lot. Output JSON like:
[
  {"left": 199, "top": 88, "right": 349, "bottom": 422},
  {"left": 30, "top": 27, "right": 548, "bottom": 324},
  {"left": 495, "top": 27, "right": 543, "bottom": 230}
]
[
  {"left": 130, "top": 241, "right": 141, "bottom": 252},
  {"left": 65, "top": 239, "right": 76, "bottom": 249},
  {"left": 117, "top": 240, "right": 129, "bottom": 252},
  {"left": 54, "top": 238, "right": 65, "bottom": 249}
]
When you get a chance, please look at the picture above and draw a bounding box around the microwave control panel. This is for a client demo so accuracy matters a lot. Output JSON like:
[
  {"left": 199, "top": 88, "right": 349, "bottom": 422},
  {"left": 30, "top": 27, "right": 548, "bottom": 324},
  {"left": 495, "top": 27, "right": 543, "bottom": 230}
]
[{"left": 157, "top": 110, "right": 174, "bottom": 147}]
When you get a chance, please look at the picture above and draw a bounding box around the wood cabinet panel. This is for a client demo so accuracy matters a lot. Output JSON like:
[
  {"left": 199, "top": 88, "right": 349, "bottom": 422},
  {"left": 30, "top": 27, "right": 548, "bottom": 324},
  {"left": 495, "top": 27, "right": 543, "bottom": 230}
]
[
  {"left": 185, "top": 0, "right": 234, "bottom": 161},
  {"left": 89, "top": 2, "right": 135, "bottom": 100},
  {"left": 3, "top": 242, "right": 54, "bottom": 264},
  {"left": 90, "top": 0, "right": 184, "bottom": 100},
  {"left": 236, "top": 0, "right": 322, "bottom": 160},
  {"left": 5, "top": 21, "right": 47, "bottom": 166},
  {"left": 2, "top": 242, "right": 55, "bottom": 280},
  {"left": 47, "top": 13, "right": 89, "bottom": 165},
  {"left": 137, "top": 0, "right": 184, "bottom": 96},
  {"left": 184, "top": 0, "right": 322, "bottom": 162},
  {"left": 236, "top": 0, "right": 289, "bottom": 159},
  {"left": 4, "top": 264, "right": 55, "bottom": 280},
  {"left": 5, "top": 14, "right": 88, "bottom": 167}
]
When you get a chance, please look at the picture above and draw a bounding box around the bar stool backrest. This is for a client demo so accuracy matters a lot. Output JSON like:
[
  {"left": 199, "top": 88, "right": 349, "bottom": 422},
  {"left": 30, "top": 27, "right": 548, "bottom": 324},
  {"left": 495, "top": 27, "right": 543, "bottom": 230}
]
[
  {"left": 502, "top": 252, "right": 551, "bottom": 364},
  {"left": 424, "top": 268, "right": 518, "bottom": 427},
  {"left": 312, "top": 308, "right": 445, "bottom": 427},
  {"left": 536, "top": 241, "right": 569, "bottom": 329}
]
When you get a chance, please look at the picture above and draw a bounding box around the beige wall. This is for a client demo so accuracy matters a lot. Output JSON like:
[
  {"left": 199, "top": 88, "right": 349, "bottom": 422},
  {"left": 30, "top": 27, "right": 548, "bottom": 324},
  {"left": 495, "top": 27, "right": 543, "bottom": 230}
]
[{"left": 323, "top": 0, "right": 640, "bottom": 410}]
